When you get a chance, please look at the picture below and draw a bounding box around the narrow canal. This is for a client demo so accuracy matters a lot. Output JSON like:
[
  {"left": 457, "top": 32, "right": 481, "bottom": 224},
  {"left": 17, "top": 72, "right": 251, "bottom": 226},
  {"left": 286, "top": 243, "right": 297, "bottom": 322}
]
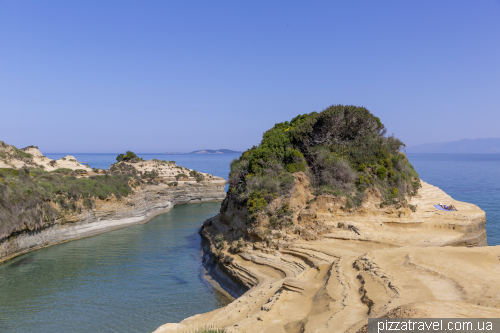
[{"left": 0, "top": 202, "right": 229, "bottom": 333}]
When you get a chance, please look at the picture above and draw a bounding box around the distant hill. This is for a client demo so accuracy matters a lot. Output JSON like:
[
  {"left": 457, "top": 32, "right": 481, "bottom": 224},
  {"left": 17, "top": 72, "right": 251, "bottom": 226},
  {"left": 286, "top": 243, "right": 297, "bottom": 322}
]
[
  {"left": 406, "top": 138, "right": 500, "bottom": 154},
  {"left": 190, "top": 149, "right": 242, "bottom": 154}
]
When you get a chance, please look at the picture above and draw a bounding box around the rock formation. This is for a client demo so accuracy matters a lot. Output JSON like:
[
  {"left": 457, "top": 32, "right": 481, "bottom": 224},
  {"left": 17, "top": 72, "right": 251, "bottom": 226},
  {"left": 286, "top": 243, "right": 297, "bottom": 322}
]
[
  {"left": 0, "top": 142, "right": 91, "bottom": 171},
  {"left": 0, "top": 143, "right": 226, "bottom": 263},
  {"left": 154, "top": 106, "right": 499, "bottom": 333},
  {"left": 154, "top": 174, "right": 498, "bottom": 333}
]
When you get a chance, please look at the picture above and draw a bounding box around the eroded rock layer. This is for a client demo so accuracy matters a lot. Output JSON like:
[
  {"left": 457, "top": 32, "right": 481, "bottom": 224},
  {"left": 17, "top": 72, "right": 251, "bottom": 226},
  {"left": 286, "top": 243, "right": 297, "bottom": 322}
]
[
  {"left": 0, "top": 144, "right": 227, "bottom": 263},
  {"left": 0, "top": 179, "right": 226, "bottom": 263},
  {"left": 155, "top": 176, "right": 498, "bottom": 333}
]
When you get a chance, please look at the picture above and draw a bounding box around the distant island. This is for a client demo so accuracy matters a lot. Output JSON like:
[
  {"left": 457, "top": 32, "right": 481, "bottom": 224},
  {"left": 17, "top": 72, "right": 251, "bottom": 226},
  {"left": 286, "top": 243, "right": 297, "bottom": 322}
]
[
  {"left": 165, "top": 149, "right": 242, "bottom": 154},
  {"left": 406, "top": 138, "right": 500, "bottom": 154}
]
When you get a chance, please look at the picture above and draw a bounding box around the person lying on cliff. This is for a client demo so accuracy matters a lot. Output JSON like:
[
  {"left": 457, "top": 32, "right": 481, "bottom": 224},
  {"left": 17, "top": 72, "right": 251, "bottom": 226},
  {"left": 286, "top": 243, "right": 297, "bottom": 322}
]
[{"left": 439, "top": 202, "right": 458, "bottom": 211}]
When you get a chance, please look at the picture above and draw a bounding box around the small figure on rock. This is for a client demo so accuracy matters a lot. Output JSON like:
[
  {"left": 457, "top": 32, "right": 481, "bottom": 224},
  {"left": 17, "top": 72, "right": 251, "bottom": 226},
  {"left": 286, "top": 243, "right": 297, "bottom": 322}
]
[{"left": 439, "top": 202, "right": 458, "bottom": 211}]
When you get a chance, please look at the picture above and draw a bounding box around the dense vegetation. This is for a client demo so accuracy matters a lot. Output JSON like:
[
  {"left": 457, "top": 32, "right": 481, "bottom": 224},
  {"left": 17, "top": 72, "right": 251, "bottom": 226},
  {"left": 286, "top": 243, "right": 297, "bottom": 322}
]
[
  {"left": 225, "top": 105, "right": 420, "bottom": 220},
  {"left": 0, "top": 167, "right": 140, "bottom": 239},
  {"left": 0, "top": 150, "right": 185, "bottom": 239},
  {"left": 116, "top": 150, "right": 142, "bottom": 162}
]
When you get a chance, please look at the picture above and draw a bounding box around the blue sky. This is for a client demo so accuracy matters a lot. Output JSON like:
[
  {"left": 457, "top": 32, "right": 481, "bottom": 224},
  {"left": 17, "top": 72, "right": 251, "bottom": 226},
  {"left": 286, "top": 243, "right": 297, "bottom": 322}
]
[{"left": 1, "top": 1, "right": 499, "bottom": 153}]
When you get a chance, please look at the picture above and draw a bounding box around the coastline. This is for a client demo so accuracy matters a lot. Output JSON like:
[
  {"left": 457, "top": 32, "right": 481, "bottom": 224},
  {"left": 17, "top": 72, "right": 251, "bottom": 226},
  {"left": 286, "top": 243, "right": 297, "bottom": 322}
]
[
  {"left": 200, "top": 234, "right": 250, "bottom": 299},
  {"left": 0, "top": 180, "right": 226, "bottom": 264},
  {"left": 154, "top": 180, "right": 498, "bottom": 333}
]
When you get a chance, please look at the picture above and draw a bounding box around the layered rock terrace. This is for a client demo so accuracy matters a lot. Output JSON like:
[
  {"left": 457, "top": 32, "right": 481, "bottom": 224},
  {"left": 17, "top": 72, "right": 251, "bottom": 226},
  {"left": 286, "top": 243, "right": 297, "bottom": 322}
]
[{"left": 155, "top": 174, "right": 498, "bottom": 333}]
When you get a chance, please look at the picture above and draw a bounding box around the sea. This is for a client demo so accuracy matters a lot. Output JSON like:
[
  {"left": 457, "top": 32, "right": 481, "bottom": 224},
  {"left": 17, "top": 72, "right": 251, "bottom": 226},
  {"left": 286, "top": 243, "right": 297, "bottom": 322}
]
[{"left": 0, "top": 153, "right": 498, "bottom": 332}]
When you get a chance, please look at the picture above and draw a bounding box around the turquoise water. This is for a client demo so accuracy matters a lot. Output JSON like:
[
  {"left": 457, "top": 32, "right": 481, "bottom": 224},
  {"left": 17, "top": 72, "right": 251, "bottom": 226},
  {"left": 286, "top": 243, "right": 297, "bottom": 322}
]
[
  {"left": 407, "top": 154, "right": 500, "bottom": 246},
  {"left": 0, "top": 202, "right": 229, "bottom": 332}
]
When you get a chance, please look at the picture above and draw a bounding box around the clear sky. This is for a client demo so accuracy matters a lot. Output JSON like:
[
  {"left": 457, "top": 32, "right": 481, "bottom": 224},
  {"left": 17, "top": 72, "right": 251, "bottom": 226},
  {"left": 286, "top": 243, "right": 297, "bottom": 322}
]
[{"left": 1, "top": 1, "right": 499, "bottom": 153}]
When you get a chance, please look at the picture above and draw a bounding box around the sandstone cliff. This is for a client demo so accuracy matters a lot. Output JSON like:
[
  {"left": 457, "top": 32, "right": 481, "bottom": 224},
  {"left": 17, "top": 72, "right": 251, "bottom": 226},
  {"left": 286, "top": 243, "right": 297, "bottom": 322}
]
[
  {"left": 0, "top": 142, "right": 92, "bottom": 172},
  {"left": 0, "top": 144, "right": 227, "bottom": 263},
  {"left": 155, "top": 174, "right": 498, "bottom": 333},
  {"left": 0, "top": 178, "right": 226, "bottom": 264}
]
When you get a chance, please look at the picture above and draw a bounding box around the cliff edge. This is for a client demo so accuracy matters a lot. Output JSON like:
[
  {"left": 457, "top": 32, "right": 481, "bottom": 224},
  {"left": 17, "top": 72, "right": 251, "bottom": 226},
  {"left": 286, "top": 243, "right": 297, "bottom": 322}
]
[
  {"left": 155, "top": 106, "right": 497, "bottom": 333},
  {"left": 155, "top": 175, "right": 496, "bottom": 333},
  {"left": 0, "top": 144, "right": 226, "bottom": 263}
]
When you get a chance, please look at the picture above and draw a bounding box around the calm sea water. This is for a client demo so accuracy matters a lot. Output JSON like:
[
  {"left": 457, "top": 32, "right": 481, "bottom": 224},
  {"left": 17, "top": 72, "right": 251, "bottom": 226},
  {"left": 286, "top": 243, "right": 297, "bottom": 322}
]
[
  {"left": 407, "top": 154, "right": 500, "bottom": 246},
  {"left": 0, "top": 154, "right": 238, "bottom": 333},
  {"left": 0, "top": 202, "right": 230, "bottom": 333},
  {"left": 0, "top": 153, "right": 498, "bottom": 332}
]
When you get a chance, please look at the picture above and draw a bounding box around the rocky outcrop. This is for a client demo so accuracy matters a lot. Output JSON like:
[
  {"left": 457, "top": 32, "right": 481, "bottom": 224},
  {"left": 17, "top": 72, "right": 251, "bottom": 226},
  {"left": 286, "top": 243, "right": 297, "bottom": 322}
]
[
  {"left": 0, "top": 147, "right": 228, "bottom": 264},
  {"left": 154, "top": 175, "right": 499, "bottom": 333},
  {"left": 0, "top": 142, "right": 92, "bottom": 171},
  {"left": 0, "top": 179, "right": 226, "bottom": 264}
]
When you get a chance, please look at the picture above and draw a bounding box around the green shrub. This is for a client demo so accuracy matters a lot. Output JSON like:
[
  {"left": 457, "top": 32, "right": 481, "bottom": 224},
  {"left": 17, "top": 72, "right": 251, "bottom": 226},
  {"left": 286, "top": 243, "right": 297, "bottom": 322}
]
[
  {"left": 116, "top": 151, "right": 139, "bottom": 162},
  {"left": 215, "top": 233, "right": 225, "bottom": 249},
  {"left": 74, "top": 169, "right": 88, "bottom": 175},
  {"left": 175, "top": 173, "right": 188, "bottom": 180},
  {"left": 277, "top": 202, "right": 290, "bottom": 215},
  {"left": 51, "top": 168, "right": 73, "bottom": 175},
  {"left": 189, "top": 170, "right": 205, "bottom": 182},
  {"left": 109, "top": 162, "right": 138, "bottom": 176},
  {"left": 0, "top": 168, "right": 19, "bottom": 176},
  {"left": 142, "top": 170, "right": 159, "bottom": 181},
  {"left": 357, "top": 163, "right": 367, "bottom": 172},
  {"left": 284, "top": 148, "right": 307, "bottom": 172},
  {"left": 247, "top": 190, "right": 269, "bottom": 215},
  {"left": 225, "top": 104, "right": 420, "bottom": 214},
  {"left": 83, "top": 198, "right": 94, "bottom": 209},
  {"left": 309, "top": 147, "right": 356, "bottom": 189},
  {"left": 377, "top": 166, "right": 387, "bottom": 179}
]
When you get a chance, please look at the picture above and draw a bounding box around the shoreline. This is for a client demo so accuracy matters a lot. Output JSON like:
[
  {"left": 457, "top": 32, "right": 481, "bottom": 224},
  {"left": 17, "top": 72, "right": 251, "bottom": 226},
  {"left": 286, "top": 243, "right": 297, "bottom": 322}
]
[
  {"left": 200, "top": 233, "right": 250, "bottom": 300},
  {"left": 0, "top": 181, "right": 226, "bottom": 265},
  {"left": 154, "top": 180, "right": 497, "bottom": 333}
]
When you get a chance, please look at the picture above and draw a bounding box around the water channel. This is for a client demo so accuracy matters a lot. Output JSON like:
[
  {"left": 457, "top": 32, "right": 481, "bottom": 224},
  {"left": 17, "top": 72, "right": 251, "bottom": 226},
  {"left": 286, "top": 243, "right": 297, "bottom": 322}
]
[{"left": 0, "top": 202, "right": 229, "bottom": 333}]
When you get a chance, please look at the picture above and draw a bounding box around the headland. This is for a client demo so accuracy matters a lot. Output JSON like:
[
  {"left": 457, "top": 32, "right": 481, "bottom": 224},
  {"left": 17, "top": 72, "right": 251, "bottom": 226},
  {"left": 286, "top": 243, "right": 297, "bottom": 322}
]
[
  {"left": 155, "top": 106, "right": 498, "bottom": 333},
  {"left": 0, "top": 142, "right": 226, "bottom": 263}
]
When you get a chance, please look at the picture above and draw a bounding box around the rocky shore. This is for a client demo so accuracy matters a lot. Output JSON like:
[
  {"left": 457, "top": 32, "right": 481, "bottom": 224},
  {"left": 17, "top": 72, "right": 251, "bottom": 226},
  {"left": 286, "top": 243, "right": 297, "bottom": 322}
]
[
  {"left": 155, "top": 175, "right": 499, "bottom": 333},
  {"left": 0, "top": 179, "right": 226, "bottom": 264},
  {"left": 0, "top": 144, "right": 227, "bottom": 263}
]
